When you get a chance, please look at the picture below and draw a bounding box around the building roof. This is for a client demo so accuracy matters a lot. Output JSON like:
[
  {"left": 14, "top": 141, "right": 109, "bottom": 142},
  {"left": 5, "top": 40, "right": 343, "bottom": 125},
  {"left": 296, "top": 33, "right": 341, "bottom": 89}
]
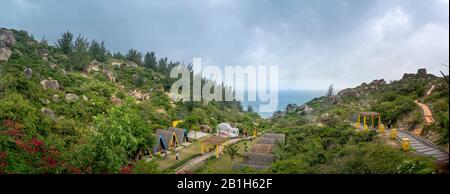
[
  {"left": 251, "top": 144, "right": 275, "bottom": 154},
  {"left": 242, "top": 152, "right": 276, "bottom": 166},
  {"left": 358, "top": 112, "right": 381, "bottom": 116},
  {"left": 258, "top": 137, "right": 283, "bottom": 145},
  {"left": 155, "top": 129, "right": 177, "bottom": 146},
  {"left": 153, "top": 134, "right": 168, "bottom": 153},
  {"left": 168, "top": 127, "right": 188, "bottom": 144},
  {"left": 202, "top": 136, "right": 227, "bottom": 145}
]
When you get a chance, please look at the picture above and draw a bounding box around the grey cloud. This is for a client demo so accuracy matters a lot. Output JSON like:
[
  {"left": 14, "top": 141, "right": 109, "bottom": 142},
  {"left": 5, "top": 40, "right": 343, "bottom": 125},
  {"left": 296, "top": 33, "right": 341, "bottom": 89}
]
[{"left": 1, "top": 0, "right": 448, "bottom": 90}]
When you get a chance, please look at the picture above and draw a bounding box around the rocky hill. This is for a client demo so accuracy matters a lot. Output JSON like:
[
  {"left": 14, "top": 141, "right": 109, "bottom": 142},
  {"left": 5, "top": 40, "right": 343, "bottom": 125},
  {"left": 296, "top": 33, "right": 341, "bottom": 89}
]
[
  {"left": 273, "top": 68, "right": 449, "bottom": 147},
  {"left": 0, "top": 27, "right": 260, "bottom": 173}
]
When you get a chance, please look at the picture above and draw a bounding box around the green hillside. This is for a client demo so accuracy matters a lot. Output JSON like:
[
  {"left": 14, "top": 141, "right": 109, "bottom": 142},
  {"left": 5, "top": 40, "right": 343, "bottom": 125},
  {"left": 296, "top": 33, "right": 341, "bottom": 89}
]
[{"left": 0, "top": 28, "right": 260, "bottom": 173}]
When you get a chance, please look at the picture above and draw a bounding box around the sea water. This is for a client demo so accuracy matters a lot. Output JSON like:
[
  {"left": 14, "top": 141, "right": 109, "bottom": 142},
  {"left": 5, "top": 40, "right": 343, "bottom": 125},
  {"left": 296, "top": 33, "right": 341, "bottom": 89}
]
[{"left": 241, "top": 90, "right": 326, "bottom": 118}]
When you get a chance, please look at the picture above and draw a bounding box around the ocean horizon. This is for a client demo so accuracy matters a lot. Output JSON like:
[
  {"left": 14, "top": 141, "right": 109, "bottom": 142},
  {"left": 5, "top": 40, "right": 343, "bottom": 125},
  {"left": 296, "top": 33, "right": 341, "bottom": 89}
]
[{"left": 241, "top": 90, "right": 327, "bottom": 118}]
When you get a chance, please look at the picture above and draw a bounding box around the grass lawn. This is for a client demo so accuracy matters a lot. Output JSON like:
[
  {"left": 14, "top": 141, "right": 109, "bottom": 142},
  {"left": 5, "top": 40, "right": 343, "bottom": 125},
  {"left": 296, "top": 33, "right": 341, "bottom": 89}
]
[
  {"left": 193, "top": 137, "right": 259, "bottom": 173},
  {"left": 154, "top": 135, "right": 210, "bottom": 170}
]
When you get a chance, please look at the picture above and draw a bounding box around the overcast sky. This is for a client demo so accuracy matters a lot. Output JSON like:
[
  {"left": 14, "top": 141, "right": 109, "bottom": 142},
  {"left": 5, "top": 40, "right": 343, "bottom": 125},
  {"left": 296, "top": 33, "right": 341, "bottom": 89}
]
[{"left": 1, "top": 0, "right": 449, "bottom": 90}]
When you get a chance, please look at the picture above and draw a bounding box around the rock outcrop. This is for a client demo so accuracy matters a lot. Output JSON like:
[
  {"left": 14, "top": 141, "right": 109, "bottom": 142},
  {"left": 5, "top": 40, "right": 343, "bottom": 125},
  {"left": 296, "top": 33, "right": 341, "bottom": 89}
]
[
  {"left": 65, "top": 93, "right": 79, "bottom": 102},
  {"left": 40, "top": 79, "right": 60, "bottom": 90},
  {"left": 24, "top": 67, "right": 32, "bottom": 79},
  {"left": 103, "top": 69, "right": 115, "bottom": 82},
  {"left": 83, "top": 60, "right": 100, "bottom": 73},
  {"left": 41, "top": 108, "right": 57, "bottom": 121},
  {"left": 0, "top": 29, "right": 16, "bottom": 62},
  {"left": 130, "top": 89, "right": 150, "bottom": 101}
]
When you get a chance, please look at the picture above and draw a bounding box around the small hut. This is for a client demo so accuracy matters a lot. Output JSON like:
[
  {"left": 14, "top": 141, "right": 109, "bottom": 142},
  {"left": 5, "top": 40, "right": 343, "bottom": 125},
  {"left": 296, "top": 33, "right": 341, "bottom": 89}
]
[
  {"left": 153, "top": 133, "right": 168, "bottom": 154},
  {"left": 155, "top": 129, "right": 179, "bottom": 150},
  {"left": 168, "top": 127, "right": 189, "bottom": 145},
  {"left": 200, "top": 136, "right": 227, "bottom": 158}
]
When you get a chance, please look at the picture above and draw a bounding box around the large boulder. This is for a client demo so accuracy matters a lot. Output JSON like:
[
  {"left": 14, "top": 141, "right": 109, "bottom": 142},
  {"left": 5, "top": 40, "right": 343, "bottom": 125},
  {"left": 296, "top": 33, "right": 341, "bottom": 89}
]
[
  {"left": 0, "top": 29, "right": 16, "bottom": 62},
  {"left": 0, "top": 29, "right": 16, "bottom": 46},
  {"left": 83, "top": 60, "right": 100, "bottom": 73},
  {"left": 52, "top": 94, "right": 60, "bottom": 102},
  {"left": 286, "top": 103, "right": 297, "bottom": 114},
  {"left": 337, "top": 88, "right": 358, "bottom": 98},
  {"left": 103, "top": 69, "right": 115, "bottom": 82},
  {"left": 65, "top": 93, "right": 79, "bottom": 102},
  {"left": 130, "top": 89, "right": 150, "bottom": 101},
  {"left": 37, "top": 48, "right": 49, "bottom": 59},
  {"left": 417, "top": 68, "right": 427, "bottom": 77},
  {"left": 40, "top": 79, "right": 60, "bottom": 90},
  {"left": 41, "top": 108, "right": 57, "bottom": 121},
  {"left": 24, "top": 67, "right": 32, "bottom": 79}
]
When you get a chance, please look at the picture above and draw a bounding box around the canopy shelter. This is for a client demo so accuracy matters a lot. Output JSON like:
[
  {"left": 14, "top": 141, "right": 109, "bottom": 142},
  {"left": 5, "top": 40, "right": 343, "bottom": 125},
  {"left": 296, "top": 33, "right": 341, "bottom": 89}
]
[
  {"left": 155, "top": 129, "right": 179, "bottom": 150},
  {"left": 241, "top": 152, "right": 276, "bottom": 169},
  {"left": 153, "top": 134, "right": 168, "bottom": 154},
  {"left": 355, "top": 112, "right": 381, "bottom": 129},
  {"left": 168, "top": 127, "right": 189, "bottom": 145},
  {"left": 200, "top": 136, "right": 227, "bottom": 158},
  {"left": 259, "top": 133, "right": 286, "bottom": 145},
  {"left": 251, "top": 144, "right": 275, "bottom": 154}
]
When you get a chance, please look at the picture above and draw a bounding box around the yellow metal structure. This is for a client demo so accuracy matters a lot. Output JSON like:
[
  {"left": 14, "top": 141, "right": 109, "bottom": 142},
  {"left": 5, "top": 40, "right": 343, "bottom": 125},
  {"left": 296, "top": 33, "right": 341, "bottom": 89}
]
[
  {"left": 363, "top": 125, "right": 369, "bottom": 132},
  {"left": 201, "top": 144, "right": 204, "bottom": 154},
  {"left": 253, "top": 128, "right": 257, "bottom": 137},
  {"left": 401, "top": 138, "right": 410, "bottom": 151},
  {"left": 371, "top": 115, "right": 374, "bottom": 128},
  {"left": 390, "top": 129, "right": 398, "bottom": 139},
  {"left": 172, "top": 120, "right": 183, "bottom": 127},
  {"left": 215, "top": 145, "right": 219, "bottom": 158},
  {"left": 379, "top": 124, "right": 385, "bottom": 134},
  {"left": 356, "top": 114, "right": 361, "bottom": 128}
]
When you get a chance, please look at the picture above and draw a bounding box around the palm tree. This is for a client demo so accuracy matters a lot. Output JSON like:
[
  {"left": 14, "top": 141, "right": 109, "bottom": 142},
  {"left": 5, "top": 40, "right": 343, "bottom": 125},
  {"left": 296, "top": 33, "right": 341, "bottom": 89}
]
[{"left": 225, "top": 144, "right": 239, "bottom": 164}]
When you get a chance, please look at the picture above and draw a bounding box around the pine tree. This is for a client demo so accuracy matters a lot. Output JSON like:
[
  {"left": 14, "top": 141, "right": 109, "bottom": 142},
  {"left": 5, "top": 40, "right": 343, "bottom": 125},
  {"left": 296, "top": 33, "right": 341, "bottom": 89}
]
[
  {"left": 126, "top": 49, "right": 143, "bottom": 65},
  {"left": 143, "top": 51, "right": 157, "bottom": 69},
  {"left": 71, "top": 35, "right": 91, "bottom": 70},
  {"left": 56, "top": 31, "right": 73, "bottom": 54},
  {"left": 89, "top": 40, "right": 107, "bottom": 62}
]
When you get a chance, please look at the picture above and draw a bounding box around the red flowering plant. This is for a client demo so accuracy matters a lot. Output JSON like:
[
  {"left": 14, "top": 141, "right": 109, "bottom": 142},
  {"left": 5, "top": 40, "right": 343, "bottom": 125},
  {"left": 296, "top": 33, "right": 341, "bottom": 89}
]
[{"left": 0, "top": 119, "right": 66, "bottom": 173}]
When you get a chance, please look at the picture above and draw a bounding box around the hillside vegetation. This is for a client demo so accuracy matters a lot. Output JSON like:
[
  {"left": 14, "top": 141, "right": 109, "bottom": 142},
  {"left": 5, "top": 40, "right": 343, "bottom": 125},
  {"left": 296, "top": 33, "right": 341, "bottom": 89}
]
[
  {"left": 0, "top": 28, "right": 260, "bottom": 173},
  {"left": 268, "top": 69, "right": 448, "bottom": 174}
]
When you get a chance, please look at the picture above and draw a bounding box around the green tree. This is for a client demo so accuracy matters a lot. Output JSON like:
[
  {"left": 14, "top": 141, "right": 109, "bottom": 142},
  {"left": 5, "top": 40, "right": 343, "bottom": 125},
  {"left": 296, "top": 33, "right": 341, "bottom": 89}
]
[
  {"left": 143, "top": 51, "right": 157, "bottom": 69},
  {"left": 127, "top": 49, "right": 143, "bottom": 65},
  {"left": 70, "top": 35, "right": 91, "bottom": 70},
  {"left": 89, "top": 40, "right": 108, "bottom": 62},
  {"left": 74, "top": 103, "right": 153, "bottom": 173},
  {"left": 56, "top": 31, "right": 73, "bottom": 54},
  {"left": 247, "top": 105, "right": 254, "bottom": 113},
  {"left": 225, "top": 144, "right": 239, "bottom": 164},
  {"left": 158, "top": 57, "right": 168, "bottom": 72}
]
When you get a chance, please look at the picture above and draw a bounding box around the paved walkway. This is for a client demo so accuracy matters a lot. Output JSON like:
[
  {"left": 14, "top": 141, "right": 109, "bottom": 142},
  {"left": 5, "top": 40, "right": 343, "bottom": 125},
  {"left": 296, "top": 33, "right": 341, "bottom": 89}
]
[
  {"left": 397, "top": 129, "right": 448, "bottom": 165},
  {"left": 175, "top": 138, "right": 244, "bottom": 173}
]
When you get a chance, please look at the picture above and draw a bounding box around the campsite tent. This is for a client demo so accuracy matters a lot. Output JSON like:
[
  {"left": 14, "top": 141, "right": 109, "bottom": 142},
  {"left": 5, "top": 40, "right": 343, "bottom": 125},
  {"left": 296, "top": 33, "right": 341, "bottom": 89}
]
[
  {"left": 168, "top": 127, "right": 189, "bottom": 145},
  {"left": 216, "top": 123, "right": 239, "bottom": 138},
  {"left": 155, "top": 129, "right": 179, "bottom": 150}
]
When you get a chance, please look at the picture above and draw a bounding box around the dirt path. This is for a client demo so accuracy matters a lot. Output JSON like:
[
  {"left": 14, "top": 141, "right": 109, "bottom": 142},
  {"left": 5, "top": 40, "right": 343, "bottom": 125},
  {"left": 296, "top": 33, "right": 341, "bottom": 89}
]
[
  {"left": 412, "top": 85, "right": 436, "bottom": 135},
  {"left": 414, "top": 100, "right": 435, "bottom": 124},
  {"left": 175, "top": 137, "right": 244, "bottom": 173}
]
